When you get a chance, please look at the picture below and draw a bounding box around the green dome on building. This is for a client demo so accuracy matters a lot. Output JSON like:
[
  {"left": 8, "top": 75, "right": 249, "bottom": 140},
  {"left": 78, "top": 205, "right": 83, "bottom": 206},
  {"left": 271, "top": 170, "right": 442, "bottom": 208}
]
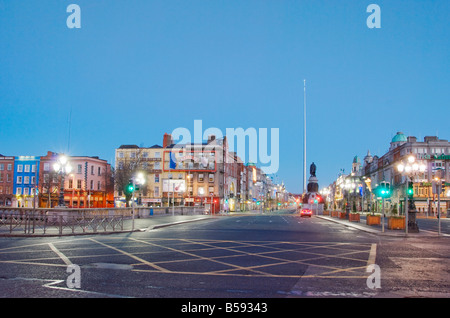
[{"left": 391, "top": 132, "right": 407, "bottom": 143}]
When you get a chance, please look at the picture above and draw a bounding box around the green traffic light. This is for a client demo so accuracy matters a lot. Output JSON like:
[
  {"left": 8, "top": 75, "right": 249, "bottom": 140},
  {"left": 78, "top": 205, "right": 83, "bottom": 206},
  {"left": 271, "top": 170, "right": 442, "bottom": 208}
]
[{"left": 126, "top": 183, "right": 135, "bottom": 193}]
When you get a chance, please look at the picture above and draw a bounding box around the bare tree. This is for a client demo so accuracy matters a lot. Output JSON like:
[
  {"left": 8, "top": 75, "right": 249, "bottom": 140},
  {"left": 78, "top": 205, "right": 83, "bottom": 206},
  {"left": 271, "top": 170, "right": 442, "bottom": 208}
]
[{"left": 114, "top": 146, "right": 145, "bottom": 207}]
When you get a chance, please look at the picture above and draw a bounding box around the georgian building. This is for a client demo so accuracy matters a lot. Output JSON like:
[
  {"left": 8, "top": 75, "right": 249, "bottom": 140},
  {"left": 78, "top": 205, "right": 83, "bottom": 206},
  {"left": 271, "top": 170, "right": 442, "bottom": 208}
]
[
  {"left": 114, "top": 133, "right": 286, "bottom": 212},
  {"left": 0, "top": 155, "right": 15, "bottom": 206},
  {"left": 38, "top": 151, "right": 113, "bottom": 208},
  {"left": 13, "top": 156, "right": 40, "bottom": 208}
]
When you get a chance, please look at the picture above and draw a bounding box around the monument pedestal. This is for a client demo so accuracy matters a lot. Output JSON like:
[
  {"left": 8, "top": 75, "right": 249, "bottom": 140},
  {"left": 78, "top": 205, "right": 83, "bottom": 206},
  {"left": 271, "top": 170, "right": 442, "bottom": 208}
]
[{"left": 303, "top": 176, "right": 323, "bottom": 215}]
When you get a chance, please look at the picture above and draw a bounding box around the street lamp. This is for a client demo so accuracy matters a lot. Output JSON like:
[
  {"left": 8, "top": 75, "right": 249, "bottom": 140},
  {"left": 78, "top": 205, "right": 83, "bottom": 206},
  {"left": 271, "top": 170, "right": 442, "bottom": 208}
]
[
  {"left": 53, "top": 155, "right": 72, "bottom": 207},
  {"left": 131, "top": 172, "right": 146, "bottom": 230},
  {"left": 396, "top": 155, "right": 426, "bottom": 234}
]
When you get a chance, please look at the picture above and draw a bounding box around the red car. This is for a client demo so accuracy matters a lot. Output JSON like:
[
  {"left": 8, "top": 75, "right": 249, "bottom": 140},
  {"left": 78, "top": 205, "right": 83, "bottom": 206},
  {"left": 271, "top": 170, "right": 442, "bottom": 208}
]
[{"left": 300, "top": 208, "right": 312, "bottom": 217}]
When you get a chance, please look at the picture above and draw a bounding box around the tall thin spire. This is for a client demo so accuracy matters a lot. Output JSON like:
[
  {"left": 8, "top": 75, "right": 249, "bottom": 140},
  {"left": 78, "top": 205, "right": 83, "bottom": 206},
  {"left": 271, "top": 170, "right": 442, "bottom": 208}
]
[{"left": 303, "top": 79, "right": 306, "bottom": 194}]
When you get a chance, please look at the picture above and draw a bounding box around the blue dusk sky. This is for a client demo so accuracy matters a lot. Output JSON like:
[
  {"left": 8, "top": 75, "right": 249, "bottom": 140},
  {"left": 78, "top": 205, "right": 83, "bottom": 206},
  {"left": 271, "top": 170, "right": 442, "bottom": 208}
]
[{"left": 1, "top": 0, "right": 449, "bottom": 194}]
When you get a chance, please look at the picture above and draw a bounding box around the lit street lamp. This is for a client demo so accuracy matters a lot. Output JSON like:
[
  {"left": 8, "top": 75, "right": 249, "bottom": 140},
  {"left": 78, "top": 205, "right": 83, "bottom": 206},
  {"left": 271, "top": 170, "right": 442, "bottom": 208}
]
[
  {"left": 397, "top": 155, "right": 426, "bottom": 234},
  {"left": 53, "top": 155, "right": 72, "bottom": 207}
]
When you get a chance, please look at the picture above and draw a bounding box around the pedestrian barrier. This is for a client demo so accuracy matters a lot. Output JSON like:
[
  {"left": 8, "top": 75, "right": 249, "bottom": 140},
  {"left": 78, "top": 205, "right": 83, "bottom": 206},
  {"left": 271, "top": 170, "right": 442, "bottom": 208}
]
[{"left": 0, "top": 206, "right": 202, "bottom": 236}]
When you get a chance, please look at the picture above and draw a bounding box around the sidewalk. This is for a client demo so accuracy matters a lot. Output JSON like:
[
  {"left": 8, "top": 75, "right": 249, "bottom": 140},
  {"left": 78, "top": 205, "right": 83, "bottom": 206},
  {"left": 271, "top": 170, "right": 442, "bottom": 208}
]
[{"left": 316, "top": 213, "right": 445, "bottom": 237}]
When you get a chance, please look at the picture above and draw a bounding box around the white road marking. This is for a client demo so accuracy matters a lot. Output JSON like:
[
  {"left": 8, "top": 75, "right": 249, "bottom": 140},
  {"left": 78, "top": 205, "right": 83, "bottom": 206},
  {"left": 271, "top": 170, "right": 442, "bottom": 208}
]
[{"left": 48, "top": 243, "right": 72, "bottom": 266}]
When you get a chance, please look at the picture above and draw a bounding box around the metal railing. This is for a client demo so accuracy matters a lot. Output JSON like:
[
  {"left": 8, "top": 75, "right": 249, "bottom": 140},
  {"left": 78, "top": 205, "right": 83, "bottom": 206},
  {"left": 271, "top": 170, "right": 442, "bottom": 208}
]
[{"left": 0, "top": 206, "right": 202, "bottom": 236}]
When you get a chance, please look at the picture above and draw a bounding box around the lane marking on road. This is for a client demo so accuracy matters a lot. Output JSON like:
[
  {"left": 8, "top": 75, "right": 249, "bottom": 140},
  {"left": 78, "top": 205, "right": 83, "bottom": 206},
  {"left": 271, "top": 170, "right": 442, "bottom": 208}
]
[
  {"left": 48, "top": 243, "right": 72, "bottom": 266},
  {"left": 128, "top": 237, "right": 270, "bottom": 276},
  {"left": 367, "top": 243, "right": 377, "bottom": 266},
  {"left": 88, "top": 238, "right": 170, "bottom": 273}
]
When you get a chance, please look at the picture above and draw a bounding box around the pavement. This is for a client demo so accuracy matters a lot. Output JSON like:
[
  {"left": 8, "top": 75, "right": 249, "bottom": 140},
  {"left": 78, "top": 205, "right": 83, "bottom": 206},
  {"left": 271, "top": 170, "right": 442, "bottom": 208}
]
[{"left": 316, "top": 213, "right": 449, "bottom": 237}]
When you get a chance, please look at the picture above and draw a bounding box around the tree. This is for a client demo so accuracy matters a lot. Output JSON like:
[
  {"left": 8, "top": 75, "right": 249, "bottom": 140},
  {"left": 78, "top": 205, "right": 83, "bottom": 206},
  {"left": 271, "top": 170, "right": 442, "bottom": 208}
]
[{"left": 114, "top": 147, "right": 145, "bottom": 207}]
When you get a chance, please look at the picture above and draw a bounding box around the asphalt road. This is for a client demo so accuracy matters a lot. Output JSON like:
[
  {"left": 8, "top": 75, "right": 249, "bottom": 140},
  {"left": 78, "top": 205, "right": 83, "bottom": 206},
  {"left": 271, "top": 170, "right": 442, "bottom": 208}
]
[{"left": 1, "top": 210, "right": 449, "bottom": 301}]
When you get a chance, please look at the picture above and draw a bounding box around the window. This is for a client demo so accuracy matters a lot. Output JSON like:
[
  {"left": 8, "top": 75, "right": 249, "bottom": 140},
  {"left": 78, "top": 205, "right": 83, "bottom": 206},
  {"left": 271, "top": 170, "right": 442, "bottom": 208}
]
[
  {"left": 24, "top": 165, "right": 30, "bottom": 173},
  {"left": 44, "top": 163, "right": 50, "bottom": 171},
  {"left": 98, "top": 167, "right": 101, "bottom": 176},
  {"left": 69, "top": 179, "right": 73, "bottom": 189},
  {"left": 91, "top": 166, "right": 94, "bottom": 175},
  {"left": 130, "top": 152, "right": 136, "bottom": 158},
  {"left": 44, "top": 174, "right": 49, "bottom": 183},
  {"left": 118, "top": 152, "right": 124, "bottom": 158},
  {"left": 17, "top": 165, "right": 23, "bottom": 172},
  {"left": 198, "top": 187, "right": 204, "bottom": 196},
  {"left": 7, "top": 164, "right": 12, "bottom": 171},
  {"left": 198, "top": 174, "right": 204, "bottom": 182},
  {"left": 209, "top": 174, "right": 214, "bottom": 182},
  {"left": 155, "top": 162, "right": 161, "bottom": 169},
  {"left": 155, "top": 174, "right": 160, "bottom": 183},
  {"left": 31, "top": 176, "right": 36, "bottom": 184},
  {"left": 154, "top": 186, "right": 159, "bottom": 197},
  {"left": 155, "top": 152, "right": 161, "bottom": 158},
  {"left": 77, "top": 180, "right": 82, "bottom": 189},
  {"left": 16, "top": 188, "right": 22, "bottom": 195},
  {"left": 24, "top": 176, "right": 29, "bottom": 184},
  {"left": 143, "top": 152, "right": 149, "bottom": 158},
  {"left": 0, "top": 164, "right": 3, "bottom": 170},
  {"left": 23, "top": 187, "right": 29, "bottom": 195},
  {"left": 209, "top": 186, "right": 214, "bottom": 194},
  {"left": 178, "top": 173, "right": 183, "bottom": 179},
  {"left": 98, "top": 181, "right": 101, "bottom": 190},
  {"left": 31, "top": 164, "right": 36, "bottom": 173},
  {"left": 0, "top": 173, "right": 2, "bottom": 182},
  {"left": 90, "top": 180, "right": 94, "bottom": 190},
  {"left": 17, "top": 176, "right": 22, "bottom": 184}
]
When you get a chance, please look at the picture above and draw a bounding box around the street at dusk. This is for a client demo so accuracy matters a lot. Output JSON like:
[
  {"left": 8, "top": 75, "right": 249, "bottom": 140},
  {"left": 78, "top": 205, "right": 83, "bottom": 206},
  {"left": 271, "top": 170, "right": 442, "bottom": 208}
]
[
  {"left": 1, "top": 211, "right": 450, "bottom": 300},
  {"left": 1, "top": 0, "right": 449, "bottom": 307}
]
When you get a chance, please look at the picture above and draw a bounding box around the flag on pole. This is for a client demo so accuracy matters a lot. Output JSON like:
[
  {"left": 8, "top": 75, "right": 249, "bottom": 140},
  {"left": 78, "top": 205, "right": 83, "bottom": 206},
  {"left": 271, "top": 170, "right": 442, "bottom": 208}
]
[{"left": 169, "top": 152, "right": 177, "bottom": 169}]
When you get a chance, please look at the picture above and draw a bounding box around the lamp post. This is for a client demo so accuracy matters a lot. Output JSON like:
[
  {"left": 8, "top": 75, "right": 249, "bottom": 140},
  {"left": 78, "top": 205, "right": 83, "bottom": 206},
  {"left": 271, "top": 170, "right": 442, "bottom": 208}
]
[
  {"left": 132, "top": 172, "right": 146, "bottom": 230},
  {"left": 53, "top": 155, "right": 72, "bottom": 208},
  {"left": 397, "top": 155, "right": 426, "bottom": 234},
  {"left": 344, "top": 179, "right": 356, "bottom": 219}
]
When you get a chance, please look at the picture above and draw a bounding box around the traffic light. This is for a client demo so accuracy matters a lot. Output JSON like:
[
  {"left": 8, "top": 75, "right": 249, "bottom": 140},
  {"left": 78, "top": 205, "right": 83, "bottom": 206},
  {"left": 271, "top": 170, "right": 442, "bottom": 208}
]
[
  {"left": 407, "top": 181, "right": 414, "bottom": 197},
  {"left": 377, "top": 182, "right": 391, "bottom": 198},
  {"left": 125, "top": 181, "right": 135, "bottom": 195},
  {"left": 442, "top": 181, "right": 446, "bottom": 193}
]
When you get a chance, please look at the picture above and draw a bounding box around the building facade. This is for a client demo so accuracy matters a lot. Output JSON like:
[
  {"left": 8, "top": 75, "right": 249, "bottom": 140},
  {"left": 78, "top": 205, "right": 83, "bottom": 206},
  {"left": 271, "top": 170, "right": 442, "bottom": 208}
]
[
  {"left": 114, "top": 133, "right": 288, "bottom": 212},
  {"left": 38, "top": 151, "right": 113, "bottom": 208},
  {"left": 0, "top": 155, "right": 15, "bottom": 206},
  {"left": 362, "top": 132, "right": 450, "bottom": 215},
  {"left": 13, "top": 156, "right": 40, "bottom": 208}
]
